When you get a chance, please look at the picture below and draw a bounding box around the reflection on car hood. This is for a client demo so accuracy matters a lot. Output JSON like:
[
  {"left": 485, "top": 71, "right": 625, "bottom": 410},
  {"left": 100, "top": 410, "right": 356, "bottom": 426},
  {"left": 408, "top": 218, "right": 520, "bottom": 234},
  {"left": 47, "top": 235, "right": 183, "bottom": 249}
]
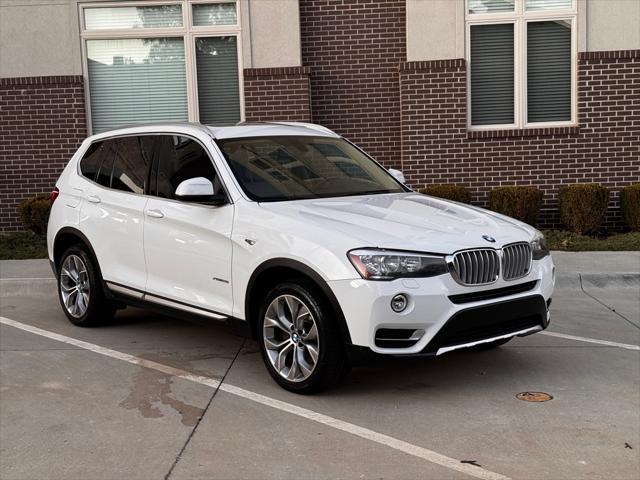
[{"left": 259, "top": 192, "right": 535, "bottom": 253}]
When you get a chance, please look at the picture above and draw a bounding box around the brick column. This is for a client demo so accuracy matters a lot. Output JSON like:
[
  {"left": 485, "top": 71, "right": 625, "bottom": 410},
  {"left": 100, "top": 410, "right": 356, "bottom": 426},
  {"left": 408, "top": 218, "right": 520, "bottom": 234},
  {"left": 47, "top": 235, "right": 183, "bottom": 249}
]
[{"left": 0, "top": 76, "right": 87, "bottom": 232}]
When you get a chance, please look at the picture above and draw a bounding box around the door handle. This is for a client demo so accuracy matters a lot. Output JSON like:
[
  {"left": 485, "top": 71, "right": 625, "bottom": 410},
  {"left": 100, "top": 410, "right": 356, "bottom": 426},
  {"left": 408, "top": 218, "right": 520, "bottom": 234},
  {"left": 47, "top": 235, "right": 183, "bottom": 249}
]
[
  {"left": 87, "top": 195, "right": 101, "bottom": 204},
  {"left": 145, "top": 209, "right": 164, "bottom": 219}
]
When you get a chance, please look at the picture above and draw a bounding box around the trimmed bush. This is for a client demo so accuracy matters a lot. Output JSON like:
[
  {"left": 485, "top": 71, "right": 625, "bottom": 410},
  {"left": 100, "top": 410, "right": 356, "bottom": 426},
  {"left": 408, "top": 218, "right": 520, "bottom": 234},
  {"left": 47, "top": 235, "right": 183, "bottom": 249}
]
[
  {"left": 558, "top": 184, "right": 610, "bottom": 234},
  {"left": 420, "top": 184, "right": 472, "bottom": 204},
  {"left": 621, "top": 184, "right": 640, "bottom": 231},
  {"left": 488, "top": 186, "right": 543, "bottom": 225},
  {"left": 17, "top": 194, "right": 51, "bottom": 235}
]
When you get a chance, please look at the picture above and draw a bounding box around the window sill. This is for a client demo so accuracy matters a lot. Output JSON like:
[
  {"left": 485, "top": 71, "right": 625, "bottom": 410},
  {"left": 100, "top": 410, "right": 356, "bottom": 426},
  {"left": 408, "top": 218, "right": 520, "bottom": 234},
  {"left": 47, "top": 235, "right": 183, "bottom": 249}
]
[{"left": 467, "top": 126, "right": 580, "bottom": 139}]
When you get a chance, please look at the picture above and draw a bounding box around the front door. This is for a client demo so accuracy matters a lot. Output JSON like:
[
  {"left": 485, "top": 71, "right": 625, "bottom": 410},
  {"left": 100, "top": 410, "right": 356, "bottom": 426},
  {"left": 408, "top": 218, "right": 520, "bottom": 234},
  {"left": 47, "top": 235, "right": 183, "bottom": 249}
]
[{"left": 142, "top": 134, "right": 234, "bottom": 317}]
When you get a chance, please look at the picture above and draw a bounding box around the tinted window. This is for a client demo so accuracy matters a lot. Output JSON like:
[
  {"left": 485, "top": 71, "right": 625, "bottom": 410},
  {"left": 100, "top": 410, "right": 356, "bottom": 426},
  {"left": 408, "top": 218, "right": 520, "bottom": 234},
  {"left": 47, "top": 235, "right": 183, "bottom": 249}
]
[
  {"left": 216, "top": 136, "right": 406, "bottom": 202},
  {"left": 94, "top": 139, "right": 116, "bottom": 188},
  {"left": 111, "top": 136, "right": 148, "bottom": 194},
  {"left": 153, "top": 135, "right": 217, "bottom": 200},
  {"left": 79, "top": 141, "right": 106, "bottom": 181},
  {"left": 81, "top": 137, "right": 149, "bottom": 193}
]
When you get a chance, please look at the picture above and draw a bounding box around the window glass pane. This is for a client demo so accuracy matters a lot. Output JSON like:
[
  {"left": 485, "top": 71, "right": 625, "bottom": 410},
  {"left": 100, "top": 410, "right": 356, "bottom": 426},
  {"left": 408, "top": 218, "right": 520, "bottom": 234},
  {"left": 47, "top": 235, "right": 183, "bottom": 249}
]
[
  {"left": 196, "top": 36, "right": 241, "bottom": 125},
  {"left": 468, "top": 0, "right": 514, "bottom": 14},
  {"left": 80, "top": 142, "right": 105, "bottom": 181},
  {"left": 111, "top": 137, "right": 148, "bottom": 194},
  {"left": 95, "top": 146, "right": 114, "bottom": 188},
  {"left": 216, "top": 136, "right": 405, "bottom": 202},
  {"left": 87, "top": 38, "right": 188, "bottom": 133},
  {"left": 526, "top": 0, "right": 572, "bottom": 11},
  {"left": 470, "top": 24, "right": 515, "bottom": 126},
  {"left": 84, "top": 5, "right": 182, "bottom": 30},
  {"left": 192, "top": 3, "right": 237, "bottom": 26},
  {"left": 527, "top": 20, "right": 572, "bottom": 122},
  {"left": 155, "top": 136, "right": 217, "bottom": 199}
]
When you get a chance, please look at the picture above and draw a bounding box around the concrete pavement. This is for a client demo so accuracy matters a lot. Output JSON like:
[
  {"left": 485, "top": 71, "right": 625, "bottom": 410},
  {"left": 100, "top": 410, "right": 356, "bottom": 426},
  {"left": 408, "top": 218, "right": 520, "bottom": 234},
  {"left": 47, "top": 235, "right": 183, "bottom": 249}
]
[{"left": 0, "top": 252, "right": 638, "bottom": 479}]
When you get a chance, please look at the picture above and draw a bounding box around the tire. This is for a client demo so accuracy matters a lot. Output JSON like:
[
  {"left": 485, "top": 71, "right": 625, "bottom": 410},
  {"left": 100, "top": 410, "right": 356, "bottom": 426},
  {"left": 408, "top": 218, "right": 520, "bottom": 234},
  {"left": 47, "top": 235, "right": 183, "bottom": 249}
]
[
  {"left": 258, "top": 280, "right": 350, "bottom": 394},
  {"left": 57, "top": 245, "right": 116, "bottom": 327},
  {"left": 468, "top": 336, "right": 512, "bottom": 351}
]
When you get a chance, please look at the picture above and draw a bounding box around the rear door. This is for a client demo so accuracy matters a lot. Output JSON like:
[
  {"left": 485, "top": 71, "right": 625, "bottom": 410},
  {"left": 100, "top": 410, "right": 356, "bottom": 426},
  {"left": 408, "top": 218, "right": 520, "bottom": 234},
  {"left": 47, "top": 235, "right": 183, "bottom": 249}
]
[
  {"left": 142, "top": 134, "right": 234, "bottom": 317},
  {"left": 79, "top": 136, "right": 150, "bottom": 291}
]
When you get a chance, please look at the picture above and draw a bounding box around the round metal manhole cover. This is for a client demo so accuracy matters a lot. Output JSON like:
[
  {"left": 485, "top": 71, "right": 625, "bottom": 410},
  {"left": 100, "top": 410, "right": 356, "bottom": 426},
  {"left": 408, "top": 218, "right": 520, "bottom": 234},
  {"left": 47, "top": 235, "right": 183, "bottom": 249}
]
[{"left": 516, "top": 391, "right": 553, "bottom": 402}]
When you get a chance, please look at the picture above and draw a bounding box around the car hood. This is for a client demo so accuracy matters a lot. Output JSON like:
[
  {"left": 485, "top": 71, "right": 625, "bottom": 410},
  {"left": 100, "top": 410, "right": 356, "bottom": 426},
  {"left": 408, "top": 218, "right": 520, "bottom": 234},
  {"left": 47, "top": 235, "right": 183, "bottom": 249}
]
[{"left": 259, "top": 192, "right": 535, "bottom": 254}]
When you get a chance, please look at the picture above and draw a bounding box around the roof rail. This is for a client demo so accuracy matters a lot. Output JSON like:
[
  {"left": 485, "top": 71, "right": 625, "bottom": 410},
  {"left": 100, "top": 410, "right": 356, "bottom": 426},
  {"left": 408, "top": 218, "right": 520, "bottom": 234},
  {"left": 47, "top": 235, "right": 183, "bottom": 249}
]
[{"left": 233, "top": 120, "right": 339, "bottom": 137}]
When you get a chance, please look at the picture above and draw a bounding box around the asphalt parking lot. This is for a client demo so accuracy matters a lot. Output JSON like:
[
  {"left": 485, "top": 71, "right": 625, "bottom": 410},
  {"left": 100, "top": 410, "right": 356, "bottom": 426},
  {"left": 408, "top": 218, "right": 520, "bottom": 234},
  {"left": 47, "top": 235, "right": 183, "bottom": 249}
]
[{"left": 1, "top": 253, "right": 639, "bottom": 480}]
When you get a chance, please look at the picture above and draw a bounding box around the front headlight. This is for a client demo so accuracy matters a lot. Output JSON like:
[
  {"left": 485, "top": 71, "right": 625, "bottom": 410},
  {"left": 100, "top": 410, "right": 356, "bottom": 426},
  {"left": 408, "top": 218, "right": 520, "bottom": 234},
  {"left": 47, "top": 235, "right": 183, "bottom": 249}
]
[
  {"left": 347, "top": 249, "right": 448, "bottom": 280},
  {"left": 531, "top": 231, "right": 550, "bottom": 260}
]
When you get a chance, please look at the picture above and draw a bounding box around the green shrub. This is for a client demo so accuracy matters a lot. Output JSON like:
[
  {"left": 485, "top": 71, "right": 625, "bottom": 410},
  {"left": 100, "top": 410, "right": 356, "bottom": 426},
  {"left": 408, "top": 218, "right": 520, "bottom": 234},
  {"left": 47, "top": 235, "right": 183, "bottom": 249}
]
[
  {"left": 420, "top": 184, "right": 472, "bottom": 204},
  {"left": 558, "top": 184, "right": 610, "bottom": 234},
  {"left": 621, "top": 184, "right": 640, "bottom": 232},
  {"left": 488, "top": 186, "right": 543, "bottom": 225},
  {"left": 17, "top": 194, "right": 51, "bottom": 235}
]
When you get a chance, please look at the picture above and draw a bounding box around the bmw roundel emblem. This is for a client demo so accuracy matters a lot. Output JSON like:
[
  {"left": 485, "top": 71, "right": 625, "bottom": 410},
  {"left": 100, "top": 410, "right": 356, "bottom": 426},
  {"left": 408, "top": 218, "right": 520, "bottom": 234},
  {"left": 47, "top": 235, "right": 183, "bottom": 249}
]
[{"left": 482, "top": 235, "right": 496, "bottom": 243}]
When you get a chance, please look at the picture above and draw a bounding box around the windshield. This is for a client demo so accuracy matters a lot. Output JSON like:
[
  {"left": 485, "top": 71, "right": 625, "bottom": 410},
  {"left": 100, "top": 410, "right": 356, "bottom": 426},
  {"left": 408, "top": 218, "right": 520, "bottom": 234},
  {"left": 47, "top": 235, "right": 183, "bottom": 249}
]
[{"left": 215, "top": 136, "right": 407, "bottom": 201}]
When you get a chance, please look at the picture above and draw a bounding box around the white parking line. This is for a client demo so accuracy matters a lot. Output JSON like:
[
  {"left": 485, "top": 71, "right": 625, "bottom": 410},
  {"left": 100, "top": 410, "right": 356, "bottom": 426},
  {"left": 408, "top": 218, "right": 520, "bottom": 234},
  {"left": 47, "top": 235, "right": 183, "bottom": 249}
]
[
  {"left": 0, "top": 316, "right": 509, "bottom": 480},
  {"left": 540, "top": 331, "right": 640, "bottom": 351}
]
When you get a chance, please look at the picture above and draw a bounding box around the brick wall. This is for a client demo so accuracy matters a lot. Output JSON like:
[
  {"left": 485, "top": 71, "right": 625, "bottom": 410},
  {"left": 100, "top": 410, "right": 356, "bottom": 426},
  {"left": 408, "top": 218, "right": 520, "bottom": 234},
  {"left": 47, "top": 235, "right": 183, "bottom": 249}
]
[
  {"left": 243, "top": 67, "right": 312, "bottom": 122},
  {"left": 399, "top": 51, "right": 640, "bottom": 229},
  {"left": 0, "top": 76, "right": 87, "bottom": 232},
  {"left": 299, "top": 0, "right": 406, "bottom": 170}
]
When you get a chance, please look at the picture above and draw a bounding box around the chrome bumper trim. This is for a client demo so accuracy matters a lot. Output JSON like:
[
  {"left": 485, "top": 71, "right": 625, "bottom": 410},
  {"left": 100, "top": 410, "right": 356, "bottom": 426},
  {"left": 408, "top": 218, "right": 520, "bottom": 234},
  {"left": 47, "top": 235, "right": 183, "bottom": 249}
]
[{"left": 435, "top": 325, "right": 543, "bottom": 356}]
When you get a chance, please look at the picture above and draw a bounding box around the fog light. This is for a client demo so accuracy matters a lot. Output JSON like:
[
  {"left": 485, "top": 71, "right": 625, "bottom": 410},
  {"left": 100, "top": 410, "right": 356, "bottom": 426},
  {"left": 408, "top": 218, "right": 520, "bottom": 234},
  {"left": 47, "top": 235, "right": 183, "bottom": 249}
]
[{"left": 390, "top": 294, "right": 408, "bottom": 313}]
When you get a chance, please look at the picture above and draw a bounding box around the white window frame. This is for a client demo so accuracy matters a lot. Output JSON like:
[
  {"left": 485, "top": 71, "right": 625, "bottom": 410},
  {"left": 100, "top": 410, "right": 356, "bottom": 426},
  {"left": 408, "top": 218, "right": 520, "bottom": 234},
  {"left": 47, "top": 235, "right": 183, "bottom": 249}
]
[
  {"left": 465, "top": 0, "right": 577, "bottom": 130},
  {"left": 79, "top": 0, "right": 244, "bottom": 135}
]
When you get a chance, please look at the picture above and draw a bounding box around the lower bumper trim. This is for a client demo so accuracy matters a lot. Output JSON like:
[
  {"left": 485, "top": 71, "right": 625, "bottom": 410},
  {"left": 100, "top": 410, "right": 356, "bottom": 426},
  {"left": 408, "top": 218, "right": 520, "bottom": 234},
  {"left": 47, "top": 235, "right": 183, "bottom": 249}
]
[{"left": 435, "top": 325, "right": 542, "bottom": 355}]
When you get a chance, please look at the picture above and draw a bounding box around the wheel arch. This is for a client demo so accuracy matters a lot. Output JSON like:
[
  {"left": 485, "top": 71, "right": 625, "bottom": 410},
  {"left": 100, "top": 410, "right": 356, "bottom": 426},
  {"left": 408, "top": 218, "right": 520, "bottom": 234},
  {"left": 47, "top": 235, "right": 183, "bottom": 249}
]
[
  {"left": 245, "top": 258, "right": 352, "bottom": 345},
  {"left": 53, "top": 227, "right": 103, "bottom": 280}
]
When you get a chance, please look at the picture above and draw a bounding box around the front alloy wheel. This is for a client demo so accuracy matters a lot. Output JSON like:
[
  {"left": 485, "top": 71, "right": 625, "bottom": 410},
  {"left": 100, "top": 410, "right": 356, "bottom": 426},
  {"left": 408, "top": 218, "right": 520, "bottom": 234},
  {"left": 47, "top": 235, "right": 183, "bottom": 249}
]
[
  {"left": 263, "top": 294, "right": 320, "bottom": 382},
  {"left": 258, "top": 281, "right": 349, "bottom": 393}
]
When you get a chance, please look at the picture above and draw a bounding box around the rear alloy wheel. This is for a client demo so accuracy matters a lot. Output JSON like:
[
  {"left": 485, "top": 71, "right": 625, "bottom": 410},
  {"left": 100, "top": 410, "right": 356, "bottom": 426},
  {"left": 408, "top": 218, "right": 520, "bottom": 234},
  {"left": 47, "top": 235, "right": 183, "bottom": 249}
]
[
  {"left": 60, "top": 254, "right": 91, "bottom": 318},
  {"left": 57, "top": 245, "right": 116, "bottom": 327},
  {"left": 258, "top": 281, "right": 349, "bottom": 393}
]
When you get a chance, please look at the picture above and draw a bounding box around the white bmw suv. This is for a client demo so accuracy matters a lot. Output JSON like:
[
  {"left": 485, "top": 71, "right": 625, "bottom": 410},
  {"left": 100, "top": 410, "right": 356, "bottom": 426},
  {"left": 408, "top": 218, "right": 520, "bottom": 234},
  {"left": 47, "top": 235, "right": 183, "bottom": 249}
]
[{"left": 48, "top": 122, "right": 554, "bottom": 393}]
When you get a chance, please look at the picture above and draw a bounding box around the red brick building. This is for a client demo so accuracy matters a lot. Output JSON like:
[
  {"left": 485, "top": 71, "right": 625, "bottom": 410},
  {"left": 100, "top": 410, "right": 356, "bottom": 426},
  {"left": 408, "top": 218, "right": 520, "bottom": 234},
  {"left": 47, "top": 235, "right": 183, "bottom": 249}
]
[{"left": 1, "top": 0, "right": 638, "bottom": 231}]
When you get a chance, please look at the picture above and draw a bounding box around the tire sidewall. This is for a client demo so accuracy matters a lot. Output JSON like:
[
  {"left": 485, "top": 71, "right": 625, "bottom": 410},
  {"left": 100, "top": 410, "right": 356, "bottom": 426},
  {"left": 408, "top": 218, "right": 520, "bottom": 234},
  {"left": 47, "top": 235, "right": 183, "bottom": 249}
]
[{"left": 257, "top": 281, "right": 336, "bottom": 393}]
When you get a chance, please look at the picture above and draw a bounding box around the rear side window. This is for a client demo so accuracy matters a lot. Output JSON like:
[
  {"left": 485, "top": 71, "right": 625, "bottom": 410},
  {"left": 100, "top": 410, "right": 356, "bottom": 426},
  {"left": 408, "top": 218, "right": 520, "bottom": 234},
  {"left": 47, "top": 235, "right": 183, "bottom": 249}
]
[
  {"left": 80, "top": 137, "right": 149, "bottom": 194},
  {"left": 151, "top": 135, "right": 218, "bottom": 200},
  {"left": 111, "top": 136, "right": 148, "bottom": 194}
]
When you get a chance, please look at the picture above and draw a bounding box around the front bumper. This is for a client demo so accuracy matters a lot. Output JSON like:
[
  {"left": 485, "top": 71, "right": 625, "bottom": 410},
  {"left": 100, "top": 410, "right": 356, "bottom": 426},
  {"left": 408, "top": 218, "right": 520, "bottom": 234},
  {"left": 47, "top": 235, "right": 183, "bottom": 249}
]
[{"left": 328, "top": 255, "right": 554, "bottom": 355}]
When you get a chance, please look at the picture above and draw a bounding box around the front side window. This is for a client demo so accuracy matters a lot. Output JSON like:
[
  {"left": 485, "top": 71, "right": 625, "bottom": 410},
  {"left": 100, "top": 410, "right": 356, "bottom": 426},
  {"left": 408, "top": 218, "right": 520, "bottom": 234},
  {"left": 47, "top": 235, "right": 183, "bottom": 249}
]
[
  {"left": 81, "top": 1, "right": 242, "bottom": 134},
  {"left": 216, "top": 136, "right": 406, "bottom": 202},
  {"left": 146, "top": 135, "right": 218, "bottom": 200},
  {"left": 466, "top": 0, "right": 575, "bottom": 128}
]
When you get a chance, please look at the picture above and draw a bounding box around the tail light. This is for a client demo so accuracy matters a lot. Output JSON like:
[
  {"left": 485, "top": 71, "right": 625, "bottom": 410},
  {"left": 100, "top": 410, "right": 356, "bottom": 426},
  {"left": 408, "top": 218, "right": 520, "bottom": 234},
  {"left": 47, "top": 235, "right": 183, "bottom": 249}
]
[{"left": 50, "top": 187, "right": 60, "bottom": 205}]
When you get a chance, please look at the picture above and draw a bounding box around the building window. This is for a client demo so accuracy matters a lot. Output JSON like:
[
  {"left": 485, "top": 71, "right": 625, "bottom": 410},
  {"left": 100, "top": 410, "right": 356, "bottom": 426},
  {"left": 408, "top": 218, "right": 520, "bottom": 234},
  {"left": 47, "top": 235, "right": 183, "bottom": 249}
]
[
  {"left": 466, "top": 0, "right": 576, "bottom": 129},
  {"left": 80, "top": 1, "right": 242, "bottom": 134}
]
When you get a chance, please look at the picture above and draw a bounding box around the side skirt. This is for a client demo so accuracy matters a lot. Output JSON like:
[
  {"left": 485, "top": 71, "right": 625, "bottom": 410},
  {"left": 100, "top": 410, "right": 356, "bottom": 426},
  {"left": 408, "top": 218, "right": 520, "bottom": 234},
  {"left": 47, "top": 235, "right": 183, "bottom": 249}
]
[{"left": 104, "top": 281, "right": 250, "bottom": 337}]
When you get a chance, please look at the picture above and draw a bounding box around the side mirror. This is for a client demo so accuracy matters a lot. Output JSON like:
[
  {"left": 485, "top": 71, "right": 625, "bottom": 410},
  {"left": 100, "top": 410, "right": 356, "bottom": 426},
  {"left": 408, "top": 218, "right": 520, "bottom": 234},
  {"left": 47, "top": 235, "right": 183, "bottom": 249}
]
[
  {"left": 175, "top": 177, "right": 226, "bottom": 205},
  {"left": 388, "top": 168, "right": 406, "bottom": 184}
]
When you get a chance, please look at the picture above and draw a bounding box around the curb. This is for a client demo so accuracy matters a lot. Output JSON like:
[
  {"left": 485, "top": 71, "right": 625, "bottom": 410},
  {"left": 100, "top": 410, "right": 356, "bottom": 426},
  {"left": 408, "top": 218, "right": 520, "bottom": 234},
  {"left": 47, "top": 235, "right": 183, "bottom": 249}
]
[{"left": 555, "top": 273, "right": 639, "bottom": 289}]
